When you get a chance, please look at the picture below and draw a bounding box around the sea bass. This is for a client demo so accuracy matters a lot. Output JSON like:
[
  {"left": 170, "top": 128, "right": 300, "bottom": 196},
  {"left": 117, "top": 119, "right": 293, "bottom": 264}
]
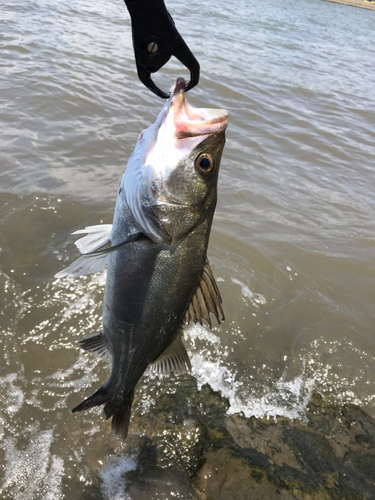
[{"left": 56, "top": 77, "right": 228, "bottom": 439}]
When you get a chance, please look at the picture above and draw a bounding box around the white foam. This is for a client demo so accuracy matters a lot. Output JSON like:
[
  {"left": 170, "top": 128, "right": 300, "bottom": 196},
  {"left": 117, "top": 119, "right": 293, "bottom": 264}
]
[
  {"left": 186, "top": 325, "right": 221, "bottom": 346},
  {"left": 297, "top": 337, "right": 375, "bottom": 410},
  {"left": 1, "top": 428, "right": 64, "bottom": 499},
  {"left": 186, "top": 321, "right": 316, "bottom": 421},
  {"left": 0, "top": 372, "right": 25, "bottom": 440},
  {"left": 99, "top": 455, "right": 138, "bottom": 500},
  {"left": 43, "top": 456, "right": 65, "bottom": 500},
  {"left": 0, "top": 373, "right": 24, "bottom": 417},
  {"left": 191, "top": 354, "right": 315, "bottom": 420}
]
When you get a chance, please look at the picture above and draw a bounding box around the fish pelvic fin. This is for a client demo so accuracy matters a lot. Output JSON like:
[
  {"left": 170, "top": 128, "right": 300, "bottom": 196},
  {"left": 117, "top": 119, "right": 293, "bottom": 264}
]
[
  {"left": 185, "top": 259, "right": 225, "bottom": 327},
  {"left": 55, "top": 252, "right": 110, "bottom": 278},
  {"left": 104, "top": 391, "right": 135, "bottom": 441},
  {"left": 149, "top": 331, "right": 191, "bottom": 375}
]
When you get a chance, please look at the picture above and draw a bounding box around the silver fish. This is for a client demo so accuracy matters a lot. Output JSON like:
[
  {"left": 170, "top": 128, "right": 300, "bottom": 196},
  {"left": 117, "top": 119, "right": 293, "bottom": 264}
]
[{"left": 56, "top": 77, "right": 228, "bottom": 439}]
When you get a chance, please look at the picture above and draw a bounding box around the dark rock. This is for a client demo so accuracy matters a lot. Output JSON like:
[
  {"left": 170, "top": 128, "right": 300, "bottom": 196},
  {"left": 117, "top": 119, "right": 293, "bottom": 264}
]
[{"left": 121, "top": 375, "right": 375, "bottom": 499}]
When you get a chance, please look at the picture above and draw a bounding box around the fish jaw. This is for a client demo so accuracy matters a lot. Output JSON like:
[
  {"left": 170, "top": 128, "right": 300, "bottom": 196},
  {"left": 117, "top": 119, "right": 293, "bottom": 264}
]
[
  {"left": 171, "top": 77, "right": 228, "bottom": 139},
  {"left": 122, "top": 78, "right": 228, "bottom": 244}
]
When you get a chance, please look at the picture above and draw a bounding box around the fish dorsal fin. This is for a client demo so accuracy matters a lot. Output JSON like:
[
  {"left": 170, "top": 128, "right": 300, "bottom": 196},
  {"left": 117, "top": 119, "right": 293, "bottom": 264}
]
[
  {"left": 185, "top": 259, "right": 225, "bottom": 328},
  {"left": 78, "top": 331, "right": 112, "bottom": 363},
  {"left": 55, "top": 224, "right": 141, "bottom": 278},
  {"left": 149, "top": 332, "right": 191, "bottom": 375}
]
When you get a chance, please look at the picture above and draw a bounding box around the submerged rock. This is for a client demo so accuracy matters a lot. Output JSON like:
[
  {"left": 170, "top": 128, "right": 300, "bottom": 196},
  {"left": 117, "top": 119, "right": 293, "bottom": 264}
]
[{"left": 121, "top": 376, "right": 375, "bottom": 499}]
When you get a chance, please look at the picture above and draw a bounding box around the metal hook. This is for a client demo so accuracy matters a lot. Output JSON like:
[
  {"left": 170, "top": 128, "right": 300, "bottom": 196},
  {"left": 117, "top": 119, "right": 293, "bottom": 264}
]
[{"left": 124, "top": 0, "right": 200, "bottom": 98}]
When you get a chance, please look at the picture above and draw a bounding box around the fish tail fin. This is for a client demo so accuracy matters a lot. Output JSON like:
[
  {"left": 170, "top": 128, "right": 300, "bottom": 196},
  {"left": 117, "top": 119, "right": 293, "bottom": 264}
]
[
  {"left": 72, "top": 386, "right": 134, "bottom": 440},
  {"left": 103, "top": 391, "right": 134, "bottom": 441},
  {"left": 72, "top": 385, "right": 109, "bottom": 413}
]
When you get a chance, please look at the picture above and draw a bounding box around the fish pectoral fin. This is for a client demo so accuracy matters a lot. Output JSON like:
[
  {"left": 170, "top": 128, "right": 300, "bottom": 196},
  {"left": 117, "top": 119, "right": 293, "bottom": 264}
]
[
  {"left": 54, "top": 252, "right": 111, "bottom": 278},
  {"left": 77, "top": 331, "right": 112, "bottom": 363},
  {"left": 185, "top": 259, "right": 225, "bottom": 328},
  {"left": 54, "top": 224, "right": 141, "bottom": 278},
  {"left": 73, "top": 224, "right": 113, "bottom": 254},
  {"left": 149, "top": 332, "right": 191, "bottom": 375}
]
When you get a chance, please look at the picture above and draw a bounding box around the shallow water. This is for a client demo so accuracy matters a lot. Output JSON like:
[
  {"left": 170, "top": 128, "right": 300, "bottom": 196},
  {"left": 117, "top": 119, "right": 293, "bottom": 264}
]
[{"left": 1, "top": 0, "right": 375, "bottom": 497}]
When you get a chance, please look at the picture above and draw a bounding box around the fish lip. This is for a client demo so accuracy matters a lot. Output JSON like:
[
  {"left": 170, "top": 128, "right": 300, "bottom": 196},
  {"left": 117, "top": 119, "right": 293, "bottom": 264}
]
[
  {"left": 165, "top": 77, "right": 228, "bottom": 139},
  {"left": 174, "top": 76, "right": 186, "bottom": 95},
  {"left": 171, "top": 77, "right": 187, "bottom": 119}
]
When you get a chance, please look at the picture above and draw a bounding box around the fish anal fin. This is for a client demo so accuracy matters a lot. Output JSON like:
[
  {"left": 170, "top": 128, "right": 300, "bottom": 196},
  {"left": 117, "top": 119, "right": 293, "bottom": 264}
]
[
  {"left": 149, "top": 332, "right": 191, "bottom": 375},
  {"left": 185, "top": 259, "right": 225, "bottom": 327},
  {"left": 78, "top": 331, "right": 112, "bottom": 363}
]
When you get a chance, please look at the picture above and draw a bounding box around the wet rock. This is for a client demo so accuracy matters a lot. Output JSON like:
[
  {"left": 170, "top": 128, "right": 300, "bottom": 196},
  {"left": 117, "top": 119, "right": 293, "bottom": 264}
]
[
  {"left": 195, "top": 447, "right": 294, "bottom": 500},
  {"left": 123, "top": 375, "right": 375, "bottom": 499}
]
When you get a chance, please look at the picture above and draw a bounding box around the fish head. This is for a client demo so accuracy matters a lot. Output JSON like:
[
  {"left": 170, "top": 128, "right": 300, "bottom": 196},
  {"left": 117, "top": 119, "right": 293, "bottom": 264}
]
[{"left": 122, "top": 78, "right": 228, "bottom": 244}]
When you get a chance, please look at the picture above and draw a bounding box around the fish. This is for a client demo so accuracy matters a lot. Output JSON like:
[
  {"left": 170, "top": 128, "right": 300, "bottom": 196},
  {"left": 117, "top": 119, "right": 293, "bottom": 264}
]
[{"left": 55, "top": 77, "right": 228, "bottom": 440}]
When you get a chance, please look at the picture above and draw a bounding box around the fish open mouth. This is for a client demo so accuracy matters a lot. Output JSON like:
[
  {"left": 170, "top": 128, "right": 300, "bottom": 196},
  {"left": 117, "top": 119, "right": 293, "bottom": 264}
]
[
  {"left": 169, "top": 77, "right": 228, "bottom": 139},
  {"left": 121, "top": 78, "right": 228, "bottom": 245}
]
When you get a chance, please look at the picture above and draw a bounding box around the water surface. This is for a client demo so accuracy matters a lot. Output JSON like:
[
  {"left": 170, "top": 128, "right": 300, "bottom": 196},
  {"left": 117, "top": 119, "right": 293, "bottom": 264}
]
[{"left": 1, "top": 0, "right": 375, "bottom": 497}]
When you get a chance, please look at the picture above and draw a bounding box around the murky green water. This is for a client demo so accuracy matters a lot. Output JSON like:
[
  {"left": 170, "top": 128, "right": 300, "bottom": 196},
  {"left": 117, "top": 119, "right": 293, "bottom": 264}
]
[{"left": 1, "top": 0, "right": 375, "bottom": 497}]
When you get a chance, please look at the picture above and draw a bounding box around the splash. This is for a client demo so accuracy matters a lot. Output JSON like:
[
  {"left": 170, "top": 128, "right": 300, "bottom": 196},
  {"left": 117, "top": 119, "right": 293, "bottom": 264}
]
[
  {"left": 191, "top": 353, "right": 315, "bottom": 420},
  {"left": 99, "top": 455, "right": 138, "bottom": 500}
]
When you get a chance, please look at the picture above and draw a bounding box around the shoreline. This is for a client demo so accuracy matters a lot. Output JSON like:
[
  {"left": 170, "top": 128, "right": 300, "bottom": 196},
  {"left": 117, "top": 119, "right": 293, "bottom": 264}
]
[{"left": 325, "top": 0, "right": 375, "bottom": 10}]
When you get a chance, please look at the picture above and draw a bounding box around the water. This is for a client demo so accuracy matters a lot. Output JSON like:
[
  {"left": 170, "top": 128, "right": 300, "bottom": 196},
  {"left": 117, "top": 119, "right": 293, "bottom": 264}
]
[{"left": 1, "top": 0, "right": 375, "bottom": 497}]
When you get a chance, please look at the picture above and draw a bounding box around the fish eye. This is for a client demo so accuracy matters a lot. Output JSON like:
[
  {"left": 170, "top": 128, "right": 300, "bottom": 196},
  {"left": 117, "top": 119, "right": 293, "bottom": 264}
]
[{"left": 195, "top": 153, "right": 214, "bottom": 175}]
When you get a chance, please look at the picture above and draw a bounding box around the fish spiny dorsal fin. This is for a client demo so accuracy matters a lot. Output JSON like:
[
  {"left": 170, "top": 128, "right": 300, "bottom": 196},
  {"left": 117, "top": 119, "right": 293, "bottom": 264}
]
[
  {"left": 78, "top": 331, "right": 112, "bottom": 363},
  {"left": 185, "top": 259, "right": 225, "bottom": 327},
  {"left": 149, "top": 331, "right": 191, "bottom": 375}
]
